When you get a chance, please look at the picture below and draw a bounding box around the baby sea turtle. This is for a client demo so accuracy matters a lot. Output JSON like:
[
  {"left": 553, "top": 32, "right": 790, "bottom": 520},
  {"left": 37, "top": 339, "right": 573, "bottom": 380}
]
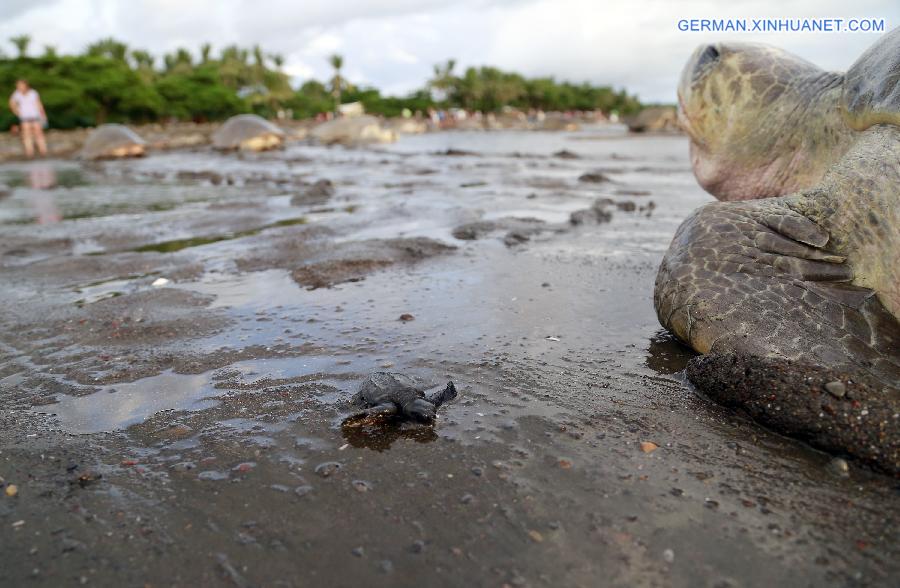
[{"left": 348, "top": 372, "right": 457, "bottom": 423}]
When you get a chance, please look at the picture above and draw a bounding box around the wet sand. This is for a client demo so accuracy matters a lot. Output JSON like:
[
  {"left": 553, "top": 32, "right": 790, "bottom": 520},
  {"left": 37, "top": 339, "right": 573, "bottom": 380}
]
[{"left": 0, "top": 128, "right": 897, "bottom": 586}]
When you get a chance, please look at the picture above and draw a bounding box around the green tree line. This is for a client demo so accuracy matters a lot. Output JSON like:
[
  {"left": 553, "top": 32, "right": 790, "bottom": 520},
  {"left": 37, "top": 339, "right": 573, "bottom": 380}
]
[{"left": 0, "top": 36, "right": 643, "bottom": 130}]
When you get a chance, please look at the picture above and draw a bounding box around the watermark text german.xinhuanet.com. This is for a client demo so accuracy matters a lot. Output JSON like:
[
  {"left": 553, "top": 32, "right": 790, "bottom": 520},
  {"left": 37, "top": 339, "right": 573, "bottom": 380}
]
[{"left": 677, "top": 18, "right": 885, "bottom": 33}]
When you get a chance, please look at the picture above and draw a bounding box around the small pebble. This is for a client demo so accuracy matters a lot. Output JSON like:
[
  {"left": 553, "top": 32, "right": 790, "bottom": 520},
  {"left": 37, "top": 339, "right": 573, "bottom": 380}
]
[
  {"left": 5, "top": 484, "right": 18, "bottom": 497},
  {"left": 163, "top": 424, "right": 193, "bottom": 438},
  {"left": 197, "top": 471, "right": 229, "bottom": 481},
  {"left": 315, "top": 462, "right": 342, "bottom": 478},
  {"left": 351, "top": 547, "right": 364, "bottom": 557},
  {"left": 460, "top": 493, "right": 474, "bottom": 504},
  {"left": 352, "top": 480, "right": 372, "bottom": 493},
  {"left": 294, "top": 485, "right": 313, "bottom": 497},
  {"left": 471, "top": 466, "right": 484, "bottom": 477},
  {"left": 379, "top": 560, "right": 394, "bottom": 573},
  {"left": 640, "top": 441, "right": 658, "bottom": 453},
  {"left": 827, "top": 457, "right": 850, "bottom": 478},
  {"left": 663, "top": 548, "right": 675, "bottom": 563},
  {"left": 399, "top": 314, "right": 415, "bottom": 322},
  {"left": 527, "top": 530, "right": 544, "bottom": 543},
  {"left": 410, "top": 540, "right": 425, "bottom": 554},
  {"left": 824, "top": 381, "right": 846, "bottom": 398}
]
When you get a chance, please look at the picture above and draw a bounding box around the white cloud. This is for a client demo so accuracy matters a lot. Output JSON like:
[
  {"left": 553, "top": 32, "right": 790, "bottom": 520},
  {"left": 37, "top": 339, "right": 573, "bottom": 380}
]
[
  {"left": 1, "top": 0, "right": 897, "bottom": 101},
  {"left": 283, "top": 61, "right": 315, "bottom": 80},
  {"left": 305, "top": 33, "right": 344, "bottom": 57}
]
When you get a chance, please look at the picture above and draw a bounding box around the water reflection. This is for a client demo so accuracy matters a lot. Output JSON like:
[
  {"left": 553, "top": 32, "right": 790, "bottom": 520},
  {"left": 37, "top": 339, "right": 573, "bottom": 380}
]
[
  {"left": 29, "top": 165, "right": 57, "bottom": 189},
  {"left": 27, "top": 165, "right": 61, "bottom": 224},
  {"left": 44, "top": 371, "right": 213, "bottom": 434},
  {"left": 645, "top": 330, "right": 697, "bottom": 375},
  {"left": 341, "top": 418, "right": 437, "bottom": 452}
]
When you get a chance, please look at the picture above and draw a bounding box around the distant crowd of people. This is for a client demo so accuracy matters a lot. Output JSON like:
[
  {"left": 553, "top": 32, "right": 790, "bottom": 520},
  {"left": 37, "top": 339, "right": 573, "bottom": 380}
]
[{"left": 424, "top": 107, "right": 612, "bottom": 129}]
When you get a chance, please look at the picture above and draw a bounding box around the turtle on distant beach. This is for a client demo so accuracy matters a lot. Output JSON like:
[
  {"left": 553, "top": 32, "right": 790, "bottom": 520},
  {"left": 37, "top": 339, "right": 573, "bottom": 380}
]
[
  {"left": 212, "top": 114, "right": 285, "bottom": 152},
  {"left": 346, "top": 372, "right": 457, "bottom": 423},
  {"left": 654, "top": 27, "right": 900, "bottom": 471},
  {"left": 310, "top": 115, "right": 396, "bottom": 146},
  {"left": 80, "top": 124, "right": 146, "bottom": 160}
]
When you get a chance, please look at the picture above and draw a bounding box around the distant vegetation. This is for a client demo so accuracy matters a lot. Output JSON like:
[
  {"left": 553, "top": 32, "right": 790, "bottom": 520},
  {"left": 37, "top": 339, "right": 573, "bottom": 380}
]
[{"left": 0, "top": 36, "right": 643, "bottom": 130}]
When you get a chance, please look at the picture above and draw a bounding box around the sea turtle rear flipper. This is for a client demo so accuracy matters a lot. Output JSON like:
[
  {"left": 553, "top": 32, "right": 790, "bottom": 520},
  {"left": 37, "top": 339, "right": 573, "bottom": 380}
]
[
  {"left": 425, "top": 381, "right": 458, "bottom": 408},
  {"left": 344, "top": 403, "right": 399, "bottom": 424},
  {"left": 686, "top": 353, "right": 900, "bottom": 474}
]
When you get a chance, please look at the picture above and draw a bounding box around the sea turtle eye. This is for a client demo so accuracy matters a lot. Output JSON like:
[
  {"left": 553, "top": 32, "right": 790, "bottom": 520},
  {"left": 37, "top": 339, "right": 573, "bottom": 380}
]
[
  {"left": 702, "top": 45, "right": 720, "bottom": 61},
  {"left": 693, "top": 45, "right": 721, "bottom": 81}
]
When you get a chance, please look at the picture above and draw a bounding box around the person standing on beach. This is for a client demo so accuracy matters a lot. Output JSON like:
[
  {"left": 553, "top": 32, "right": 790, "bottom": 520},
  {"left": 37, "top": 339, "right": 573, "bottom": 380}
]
[{"left": 8, "top": 79, "right": 48, "bottom": 158}]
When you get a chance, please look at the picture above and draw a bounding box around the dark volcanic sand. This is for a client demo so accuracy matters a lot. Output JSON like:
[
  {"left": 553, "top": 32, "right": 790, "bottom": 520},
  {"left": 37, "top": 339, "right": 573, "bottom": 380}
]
[{"left": 0, "top": 129, "right": 897, "bottom": 587}]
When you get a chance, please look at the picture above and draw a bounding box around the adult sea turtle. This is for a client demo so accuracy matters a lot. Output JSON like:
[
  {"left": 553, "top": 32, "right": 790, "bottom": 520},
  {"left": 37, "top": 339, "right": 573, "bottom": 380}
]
[
  {"left": 80, "top": 124, "right": 146, "bottom": 160},
  {"left": 212, "top": 114, "right": 284, "bottom": 151},
  {"left": 655, "top": 27, "right": 900, "bottom": 471},
  {"left": 310, "top": 115, "right": 396, "bottom": 145}
]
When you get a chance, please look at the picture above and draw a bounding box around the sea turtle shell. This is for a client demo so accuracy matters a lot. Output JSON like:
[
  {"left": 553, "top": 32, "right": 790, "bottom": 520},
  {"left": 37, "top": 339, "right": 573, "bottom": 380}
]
[
  {"left": 80, "top": 124, "right": 146, "bottom": 160},
  {"left": 354, "top": 372, "right": 423, "bottom": 407},
  {"left": 842, "top": 26, "right": 900, "bottom": 130},
  {"left": 212, "top": 114, "right": 284, "bottom": 151}
]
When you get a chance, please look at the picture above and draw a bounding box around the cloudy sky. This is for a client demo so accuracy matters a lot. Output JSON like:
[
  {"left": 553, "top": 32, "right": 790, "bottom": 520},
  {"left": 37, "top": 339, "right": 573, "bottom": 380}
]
[{"left": 2, "top": 0, "right": 897, "bottom": 102}]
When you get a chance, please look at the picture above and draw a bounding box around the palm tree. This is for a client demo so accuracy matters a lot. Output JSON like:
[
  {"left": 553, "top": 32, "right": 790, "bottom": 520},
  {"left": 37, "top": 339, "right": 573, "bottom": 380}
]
[
  {"left": 429, "top": 58, "right": 457, "bottom": 103},
  {"left": 131, "top": 50, "right": 154, "bottom": 69},
  {"left": 270, "top": 53, "right": 285, "bottom": 70},
  {"left": 10, "top": 35, "right": 31, "bottom": 58},
  {"left": 219, "top": 45, "right": 243, "bottom": 88},
  {"left": 328, "top": 54, "right": 344, "bottom": 113},
  {"left": 220, "top": 45, "right": 240, "bottom": 62},
  {"left": 131, "top": 50, "right": 155, "bottom": 83},
  {"left": 86, "top": 38, "right": 129, "bottom": 61},
  {"left": 200, "top": 43, "right": 212, "bottom": 64},
  {"left": 43, "top": 45, "right": 58, "bottom": 58},
  {"left": 175, "top": 47, "right": 193, "bottom": 66}
]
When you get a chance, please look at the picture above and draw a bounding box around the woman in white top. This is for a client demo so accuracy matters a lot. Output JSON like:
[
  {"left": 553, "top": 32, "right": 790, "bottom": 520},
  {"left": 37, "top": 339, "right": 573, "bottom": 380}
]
[{"left": 8, "top": 79, "right": 48, "bottom": 158}]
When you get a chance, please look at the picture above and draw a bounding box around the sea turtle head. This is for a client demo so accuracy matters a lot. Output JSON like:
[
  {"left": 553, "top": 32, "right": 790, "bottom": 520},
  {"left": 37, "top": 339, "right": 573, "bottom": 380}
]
[
  {"left": 678, "top": 42, "right": 850, "bottom": 200},
  {"left": 403, "top": 398, "right": 437, "bottom": 423}
]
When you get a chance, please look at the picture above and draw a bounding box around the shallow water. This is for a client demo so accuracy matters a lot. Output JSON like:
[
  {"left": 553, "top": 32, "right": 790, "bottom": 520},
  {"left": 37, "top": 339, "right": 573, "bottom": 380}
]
[{"left": 1, "top": 128, "right": 896, "bottom": 587}]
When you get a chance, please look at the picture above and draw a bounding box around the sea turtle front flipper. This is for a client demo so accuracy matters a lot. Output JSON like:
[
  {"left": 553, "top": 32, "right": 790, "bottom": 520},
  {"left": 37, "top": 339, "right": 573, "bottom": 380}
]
[
  {"left": 345, "top": 403, "right": 399, "bottom": 423},
  {"left": 425, "top": 381, "right": 458, "bottom": 408},
  {"left": 656, "top": 193, "right": 900, "bottom": 372}
]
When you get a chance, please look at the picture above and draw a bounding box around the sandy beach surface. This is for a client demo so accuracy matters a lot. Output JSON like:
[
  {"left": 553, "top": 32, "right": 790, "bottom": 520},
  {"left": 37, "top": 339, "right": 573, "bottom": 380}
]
[{"left": 0, "top": 126, "right": 897, "bottom": 587}]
